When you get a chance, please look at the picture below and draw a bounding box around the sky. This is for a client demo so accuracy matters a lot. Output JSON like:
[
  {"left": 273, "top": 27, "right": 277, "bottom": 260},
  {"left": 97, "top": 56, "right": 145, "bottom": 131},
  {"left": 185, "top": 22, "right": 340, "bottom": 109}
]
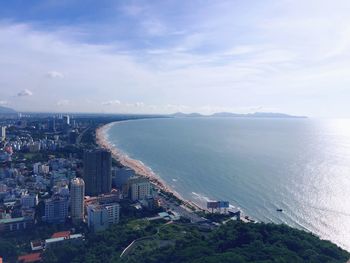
[{"left": 0, "top": 0, "right": 350, "bottom": 117}]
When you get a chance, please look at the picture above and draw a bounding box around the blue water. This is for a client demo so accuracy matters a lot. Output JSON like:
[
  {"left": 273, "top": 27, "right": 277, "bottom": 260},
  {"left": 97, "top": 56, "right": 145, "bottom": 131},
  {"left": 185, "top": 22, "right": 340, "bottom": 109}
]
[{"left": 106, "top": 117, "right": 350, "bottom": 250}]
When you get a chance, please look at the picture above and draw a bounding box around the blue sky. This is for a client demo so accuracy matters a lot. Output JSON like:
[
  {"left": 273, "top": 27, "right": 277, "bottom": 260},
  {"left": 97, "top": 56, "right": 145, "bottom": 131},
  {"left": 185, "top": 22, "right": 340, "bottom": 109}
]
[{"left": 0, "top": 0, "right": 350, "bottom": 116}]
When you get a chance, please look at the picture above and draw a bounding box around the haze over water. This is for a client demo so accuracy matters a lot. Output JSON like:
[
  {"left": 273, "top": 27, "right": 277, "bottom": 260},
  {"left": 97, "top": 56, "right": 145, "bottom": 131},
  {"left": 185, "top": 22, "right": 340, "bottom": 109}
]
[{"left": 106, "top": 117, "right": 350, "bottom": 250}]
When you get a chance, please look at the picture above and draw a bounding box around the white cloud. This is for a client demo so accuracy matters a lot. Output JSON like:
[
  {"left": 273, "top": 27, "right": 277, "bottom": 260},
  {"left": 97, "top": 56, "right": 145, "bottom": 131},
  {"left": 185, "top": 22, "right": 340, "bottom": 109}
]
[
  {"left": 17, "top": 89, "right": 33, "bottom": 97},
  {"left": 0, "top": 100, "right": 8, "bottom": 105},
  {"left": 1, "top": 0, "right": 350, "bottom": 117},
  {"left": 122, "top": 4, "right": 144, "bottom": 16},
  {"left": 102, "top": 100, "right": 121, "bottom": 106},
  {"left": 141, "top": 19, "right": 167, "bottom": 36},
  {"left": 56, "top": 99, "right": 69, "bottom": 106},
  {"left": 46, "top": 71, "right": 64, "bottom": 78},
  {"left": 134, "top": 102, "right": 144, "bottom": 107}
]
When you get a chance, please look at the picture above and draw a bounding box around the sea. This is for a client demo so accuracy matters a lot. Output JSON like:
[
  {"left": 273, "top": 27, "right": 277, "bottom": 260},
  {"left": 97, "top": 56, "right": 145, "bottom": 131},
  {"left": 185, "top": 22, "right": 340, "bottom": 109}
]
[{"left": 105, "top": 117, "right": 350, "bottom": 250}]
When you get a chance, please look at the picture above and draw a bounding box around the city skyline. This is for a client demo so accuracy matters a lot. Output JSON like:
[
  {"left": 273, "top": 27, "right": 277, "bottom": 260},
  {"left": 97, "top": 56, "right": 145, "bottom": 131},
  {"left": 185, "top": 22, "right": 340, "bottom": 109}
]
[{"left": 1, "top": 1, "right": 350, "bottom": 117}]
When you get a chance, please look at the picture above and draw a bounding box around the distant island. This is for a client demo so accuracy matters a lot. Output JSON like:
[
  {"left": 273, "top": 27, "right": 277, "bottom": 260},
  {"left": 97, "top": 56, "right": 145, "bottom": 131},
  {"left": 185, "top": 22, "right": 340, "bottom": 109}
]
[{"left": 171, "top": 111, "right": 307, "bottom": 118}]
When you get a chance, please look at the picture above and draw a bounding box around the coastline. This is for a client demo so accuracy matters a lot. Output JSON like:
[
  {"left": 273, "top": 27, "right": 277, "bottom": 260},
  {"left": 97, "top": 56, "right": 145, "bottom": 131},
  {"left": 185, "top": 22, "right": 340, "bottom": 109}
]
[{"left": 95, "top": 121, "right": 206, "bottom": 212}]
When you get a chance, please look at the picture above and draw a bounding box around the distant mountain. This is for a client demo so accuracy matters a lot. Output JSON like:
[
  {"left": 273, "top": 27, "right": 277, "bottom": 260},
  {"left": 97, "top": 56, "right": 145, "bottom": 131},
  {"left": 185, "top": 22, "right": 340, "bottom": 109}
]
[
  {"left": 212, "top": 112, "right": 307, "bottom": 118},
  {"left": 0, "top": 105, "right": 16, "bottom": 114},
  {"left": 171, "top": 111, "right": 306, "bottom": 118},
  {"left": 171, "top": 112, "right": 204, "bottom": 118},
  {"left": 211, "top": 112, "right": 242, "bottom": 117}
]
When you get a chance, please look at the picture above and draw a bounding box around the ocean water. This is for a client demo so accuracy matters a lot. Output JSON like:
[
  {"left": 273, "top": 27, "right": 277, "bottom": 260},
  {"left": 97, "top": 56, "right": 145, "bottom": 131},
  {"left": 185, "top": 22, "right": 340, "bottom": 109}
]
[{"left": 106, "top": 117, "right": 350, "bottom": 250}]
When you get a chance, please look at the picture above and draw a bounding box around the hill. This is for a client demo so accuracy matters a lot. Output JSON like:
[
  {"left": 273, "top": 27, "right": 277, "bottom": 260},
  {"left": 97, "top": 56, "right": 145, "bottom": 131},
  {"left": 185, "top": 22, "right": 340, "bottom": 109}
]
[
  {"left": 0, "top": 105, "right": 16, "bottom": 114},
  {"left": 41, "top": 221, "right": 349, "bottom": 263},
  {"left": 171, "top": 112, "right": 204, "bottom": 118}
]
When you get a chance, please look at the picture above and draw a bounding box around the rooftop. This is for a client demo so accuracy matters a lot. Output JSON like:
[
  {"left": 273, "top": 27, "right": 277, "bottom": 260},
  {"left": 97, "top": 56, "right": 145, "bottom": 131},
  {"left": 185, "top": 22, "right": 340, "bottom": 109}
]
[
  {"left": 71, "top": 177, "right": 84, "bottom": 186},
  {"left": 0, "top": 217, "right": 27, "bottom": 224},
  {"left": 51, "top": 230, "right": 70, "bottom": 239},
  {"left": 45, "top": 237, "right": 65, "bottom": 244},
  {"left": 18, "top": 252, "right": 42, "bottom": 263}
]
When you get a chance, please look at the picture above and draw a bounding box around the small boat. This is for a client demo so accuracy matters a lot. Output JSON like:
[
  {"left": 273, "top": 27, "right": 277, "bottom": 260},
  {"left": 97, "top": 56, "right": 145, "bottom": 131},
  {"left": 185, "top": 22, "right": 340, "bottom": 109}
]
[{"left": 276, "top": 208, "right": 283, "bottom": 212}]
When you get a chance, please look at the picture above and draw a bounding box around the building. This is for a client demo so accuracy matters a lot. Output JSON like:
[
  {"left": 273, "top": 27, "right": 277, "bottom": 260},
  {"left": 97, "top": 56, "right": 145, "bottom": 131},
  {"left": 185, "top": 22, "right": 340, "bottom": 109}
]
[
  {"left": 33, "top": 163, "right": 49, "bottom": 175},
  {"left": 128, "top": 176, "right": 152, "bottom": 201},
  {"left": 0, "top": 217, "right": 34, "bottom": 232},
  {"left": 87, "top": 204, "right": 108, "bottom": 232},
  {"left": 105, "top": 203, "right": 120, "bottom": 225},
  {"left": 113, "top": 167, "right": 134, "bottom": 190},
  {"left": 0, "top": 126, "right": 6, "bottom": 141},
  {"left": 33, "top": 162, "right": 41, "bottom": 174},
  {"left": 21, "top": 193, "right": 38, "bottom": 208},
  {"left": 63, "top": 115, "right": 70, "bottom": 125},
  {"left": 17, "top": 252, "right": 42, "bottom": 263},
  {"left": 70, "top": 178, "right": 85, "bottom": 223},
  {"left": 83, "top": 149, "right": 112, "bottom": 196},
  {"left": 85, "top": 191, "right": 120, "bottom": 207},
  {"left": 48, "top": 119, "right": 56, "bottom": 132},
  {"left": 51, "top": 230, "right": 71, "bottom": 239},
  {"left": 44, "top": 232, "right": 83, "bottom": 249},
  {"left": 30, "top": 240, "right": 43, "bottom": 251},
  {"left": 87, "top": 202, "right": 120, "bottom": 232},
  {"left": 41, "top": 164, "right": 50, "bottom": 174},
  {"left": 42, "top": 195, "right": 69, "bottom": 223}
]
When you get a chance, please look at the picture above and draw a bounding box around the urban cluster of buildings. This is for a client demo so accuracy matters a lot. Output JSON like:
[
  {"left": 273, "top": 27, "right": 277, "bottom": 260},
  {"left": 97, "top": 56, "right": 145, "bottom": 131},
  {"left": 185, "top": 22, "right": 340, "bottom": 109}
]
[
  {"left": 0, "top": 117, "right": 157, "bottom": 238},
  {"left": 0, "top": 115, "right": 165, "bottom": 262}
]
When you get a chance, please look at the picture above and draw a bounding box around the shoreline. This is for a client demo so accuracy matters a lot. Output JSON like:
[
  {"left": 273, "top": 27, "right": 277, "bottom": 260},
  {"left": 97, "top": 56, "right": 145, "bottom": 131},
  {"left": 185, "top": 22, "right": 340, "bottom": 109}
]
[{"left": 95, "top": 121, "right": 206, "bottom": 212}]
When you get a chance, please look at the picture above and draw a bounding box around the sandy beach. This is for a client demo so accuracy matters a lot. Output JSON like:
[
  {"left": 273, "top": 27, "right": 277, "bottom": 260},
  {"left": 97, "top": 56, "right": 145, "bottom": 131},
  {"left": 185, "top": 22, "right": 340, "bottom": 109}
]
[{"left": 95, "top": 122, "right": 205, "bottom": 212}]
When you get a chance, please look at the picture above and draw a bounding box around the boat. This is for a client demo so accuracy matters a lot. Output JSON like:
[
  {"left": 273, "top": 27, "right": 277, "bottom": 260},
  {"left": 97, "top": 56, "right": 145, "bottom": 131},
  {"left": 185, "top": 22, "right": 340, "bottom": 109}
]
[{"left": 276, "top": 208, "right": 283, "bottom": 212}]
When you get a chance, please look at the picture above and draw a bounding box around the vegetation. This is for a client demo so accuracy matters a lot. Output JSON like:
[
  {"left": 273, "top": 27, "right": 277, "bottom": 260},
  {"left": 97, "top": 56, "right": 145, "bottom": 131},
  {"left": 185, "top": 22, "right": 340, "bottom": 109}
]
[
  {"left": 40, "top": 221, "right": 349, "bottom": 263},
  {"left": 197, "top": 211, "right": 232, "bottom": 223}
]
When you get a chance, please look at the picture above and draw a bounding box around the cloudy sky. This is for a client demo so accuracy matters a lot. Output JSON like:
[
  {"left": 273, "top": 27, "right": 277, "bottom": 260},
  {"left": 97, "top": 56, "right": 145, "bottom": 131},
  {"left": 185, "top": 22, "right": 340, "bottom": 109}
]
[{"left": 0, "top": 0, "right": 350, "bottom": 116}]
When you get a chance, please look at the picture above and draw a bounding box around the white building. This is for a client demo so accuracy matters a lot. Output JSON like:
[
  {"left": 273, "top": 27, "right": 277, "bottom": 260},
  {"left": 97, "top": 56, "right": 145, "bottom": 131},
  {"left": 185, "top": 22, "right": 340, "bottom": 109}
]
[
  {"left": 44, "top": 233, "right": 83, "bottom": 249},
  {"left": 129, "top": 176, "right": 151, "bottom": 201},
  {"left": 41, "top": 164, "right": 50, "bottom": 174},
  {"left": 33, "top": 163, "right": 50, "bottom": 175},
  {"left": 105, "top": 203, "right": 120, "bottom": 225},
  {"left": 21, "top": 193, "right": 39, "bottom": 208},
  {"left": 70, "top": 178, "right": 85, "bottom": 223},
  {"left": 33, "top": 162, "right": 41, "bottom": 174},
  {"left": 0, "top": 126, "right": 6, "bottom": 141}
]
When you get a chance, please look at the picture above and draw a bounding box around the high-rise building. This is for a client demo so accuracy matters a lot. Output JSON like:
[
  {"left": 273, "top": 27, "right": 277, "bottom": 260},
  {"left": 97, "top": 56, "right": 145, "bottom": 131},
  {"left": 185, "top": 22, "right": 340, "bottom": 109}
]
[
  {"left": 0, "top": 126, "right": 6, "bottom": 141},
  {"left": 70, "top": 178, "right": 85, "bottom": 223},
  {"left": 43, "top": 195, "right": 69, "bottom": 224},
  {"left": 83, "top": 149, "right": 112, "bottom": 196},
  {"left": 47, "top": 119, "right": 56, "bottom": 132},
  {"left": 113, "top": 167, "right": 134, "bottom": 190},
  {"left": 87, "top": 202, "right": 120, "bottom": 232},
  {"left": 63, "top": 115, "right": 70, "bottom": 125}
]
